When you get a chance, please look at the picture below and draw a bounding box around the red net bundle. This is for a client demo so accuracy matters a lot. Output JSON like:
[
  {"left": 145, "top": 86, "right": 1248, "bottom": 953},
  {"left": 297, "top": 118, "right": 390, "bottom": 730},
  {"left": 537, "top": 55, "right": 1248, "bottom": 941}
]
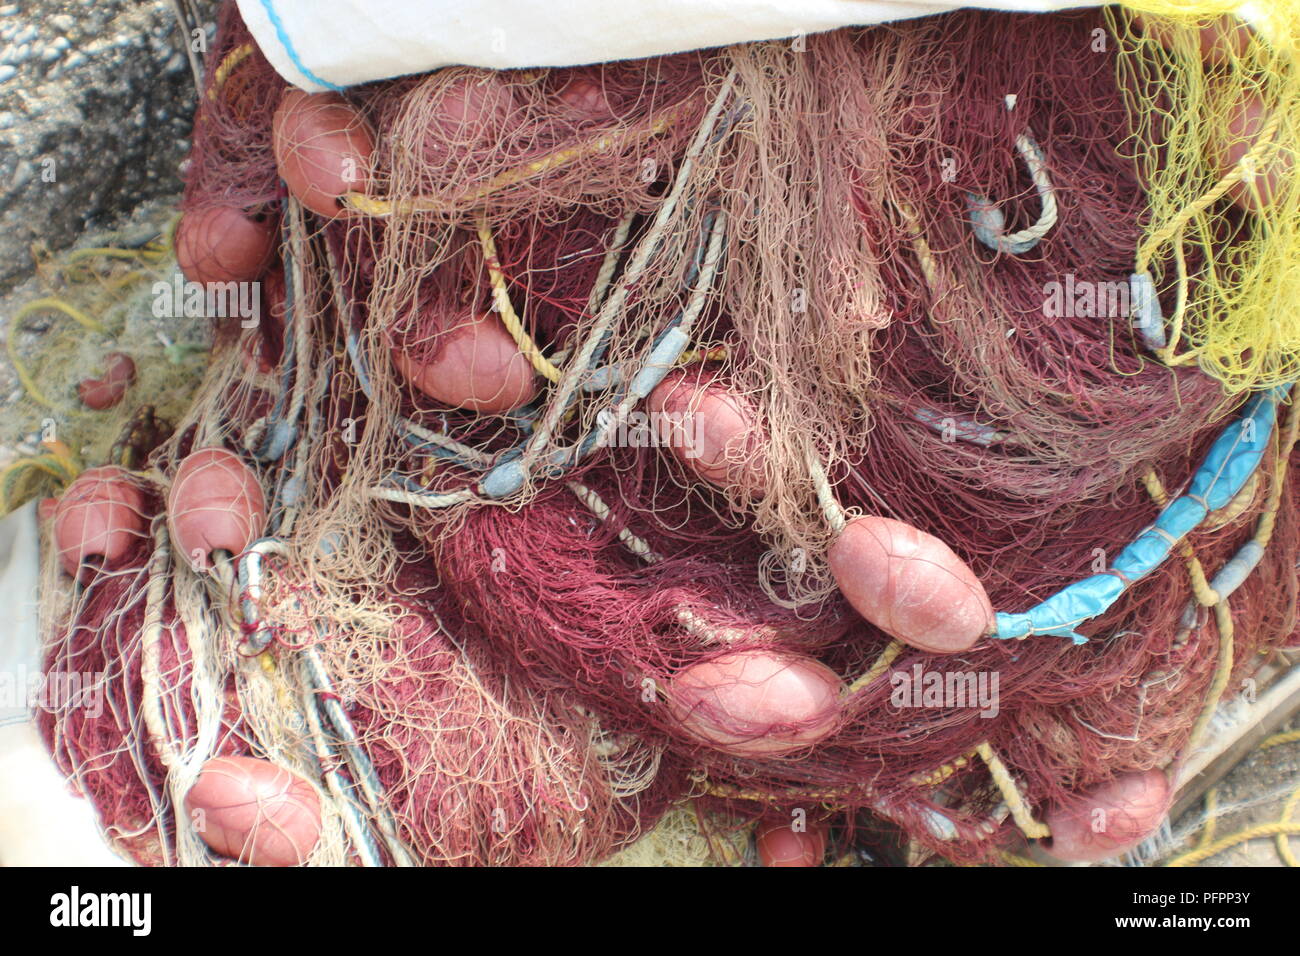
[{"left": 34, "top": 1, "right": 1300, "bottom": 867}]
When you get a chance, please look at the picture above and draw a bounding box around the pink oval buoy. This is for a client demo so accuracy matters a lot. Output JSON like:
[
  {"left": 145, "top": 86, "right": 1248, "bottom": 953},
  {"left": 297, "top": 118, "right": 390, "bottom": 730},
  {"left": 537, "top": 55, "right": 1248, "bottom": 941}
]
[
  {"left": 556, "top": 74, "right": 612, "bottom": 117},
  {"left": 392, "top": 309, "right": 538, "bottom": 413},
  {"left": 53, "top": 466, "right": 148, "bottom": 580},
  {"left": 1043, "top": 770, "right": 1171, "bottom": 863},
  {"left": 176, "top": 205, "right": 278, "bottom": 286},
  {"left": 167, "top": 448, "right": 266, "bottom": 570},
  {"left": 77, "top": 352, "right": 137, "bottom": 410},
  {"left": 668, "top": 649, "right": 843, "bottom": 758},
  {"left": 424, "top": 72, "right": 518, "bottom": 163},
  {"left": 273, "top": 90, "right": 375, "bottom": 218},
  {"left": 828, "top": 515, "right": 993, "bottom": 654},
  {"left": 185, "top": 755, "right": 322, "bottom": 866},
  {"left": 647, "top": 371, "right": 766, "bottom": 494},
  {"left": 756, "top": 816, "right": 828, "bottom": 867}
]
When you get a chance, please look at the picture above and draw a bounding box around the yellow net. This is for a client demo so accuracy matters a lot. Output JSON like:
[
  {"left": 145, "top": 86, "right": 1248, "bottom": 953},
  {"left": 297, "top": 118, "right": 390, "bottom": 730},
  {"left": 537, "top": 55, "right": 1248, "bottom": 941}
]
[{"left": 1112, "top": 1, "right": 1300, "bottom": 392}]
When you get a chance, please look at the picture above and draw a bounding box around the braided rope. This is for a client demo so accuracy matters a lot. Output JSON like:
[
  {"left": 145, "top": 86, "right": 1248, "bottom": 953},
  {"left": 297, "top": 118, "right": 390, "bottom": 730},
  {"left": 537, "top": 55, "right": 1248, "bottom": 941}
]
[
  {"left": 846, "top": 640, "right": 903, "bottom": 696},
  {"left": 1185, "top": 394, "right": 1299, "bottom": 751},
  {"left": 1196, "top": 787, "right": 1219, "bottom": 852},
  {"left": 1279, "top": 782, "right": 1300, "bottom": 867},
  {"left": 976, "top": 742, "right": 1051, "bottom": 840},
  {"left": 1262, "top": 729, "right": 1300, "bottom": 749},
  {"left": 912, "top": 752, "right": 974, "bottom": 788},
  {"left": 478, "top": 217, "right": 563, "bottom": 383},
  {"left": 1166, "top": 821, "right": 1300, "bottom": 867},
  {"left": 967, "top": 130, "right": 1059, "bottom": 255},
  {"left": 207, "top": 42, "right": 254, "bottom": 100},
  {"left": 1141, "top": 469, "right": 1219, "bottom": 605},
  {"left": 367, "top": 485, "right": 475, "bottom": 508},
  {"left": 1137, "top": 108, "right": 1286, "bottom": 273},
  {"left": 341, "top": 101, "right": 695, "bottom": 217},
  {"left": 567, "top": 480, "right": 757, "bottom": 645},
  {"left": 805, "top": 450, "right": 847, "bottom": 534}
]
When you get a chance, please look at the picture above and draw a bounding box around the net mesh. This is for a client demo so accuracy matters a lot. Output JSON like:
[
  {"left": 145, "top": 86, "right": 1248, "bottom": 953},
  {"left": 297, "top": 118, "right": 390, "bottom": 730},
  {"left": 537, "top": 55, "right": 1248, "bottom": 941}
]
[{"left": 29, "top": 1, "right": 1300, "bottom": 866}]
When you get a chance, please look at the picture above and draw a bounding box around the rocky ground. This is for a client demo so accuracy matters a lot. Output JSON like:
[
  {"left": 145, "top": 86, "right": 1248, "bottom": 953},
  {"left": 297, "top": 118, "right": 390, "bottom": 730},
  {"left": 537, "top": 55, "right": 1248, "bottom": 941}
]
[{"left": 0, "top": 0, "right": 200, "bottom": 292}]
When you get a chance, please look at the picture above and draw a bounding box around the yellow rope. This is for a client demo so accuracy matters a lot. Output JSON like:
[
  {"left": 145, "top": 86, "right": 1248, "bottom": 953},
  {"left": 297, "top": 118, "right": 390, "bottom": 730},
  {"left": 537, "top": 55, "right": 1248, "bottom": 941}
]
[
  {"left": 1157, "top": 230, "right": 1192, "bottom": 367},
  {"left": 1166, "top": 821, "right": 1300, "bottom": 867},
  {"left": 1136, "top": 109, "right": 1285, "bottom": 273},
  {"left": 702, "top": 780, "right": 849, "bottom": 805},
  {"left": 895, "top": 200, "right": 941, "bottom": 290},
  {"left": 1178, "top": 724, "right": 1300, "bottom": 867},
  {"left": 6, "top": 331, "right": 58, "bottom": 411},
  {"left": 1186, "top": 398, "right": 1299, "bottom": 752},
  {"left": 61, "top": 246, "right": 166, "bottom": 267},
  {"left": 677, "top": 344, "right": 729, "bottom": 365},
  {"left": 999, "top": 850, "right": 1045, "bottom": 867},
  {"left": 0, "top": 453, "right": 79, "bottom": 513},
  {"left": 1172, "top": 399, "right": 1300, "bottom": 854},
  {"left": 100, "top": 270, "right": 153, "bottom": 293},
  {"left": 476, "top": 217, "right": 562, "bottom": 383},
  {"left": 1261, "top": 729, "right": 1300, "bottom": 749},
  {"left": 343, "top": 102, "right": 692, "bottom": 217},
  {"left": 1253, "top": 729, "right": 1300, "bottom": 866},
  {"left": 15, "top": 297, "right": 105, "bottom": 333},
  {"left": 1277, "top": 784, "right": 1300, "bottom": 867},
  {"left": 976, "top": 742, "right": 1051, "bottom": 840},
  {"left": 1195, "top": 787, "right": 1219, "bottom": 852},
  {"left": 1141, "top": 468, "right": 1219, "bottom": 605},
  {"left": 6, "top": 298, "right": 109, "bottom": 410},
  {"left": 1188, "top": 600, "right": 1237, "bottom": 751},
  {"left": 208, "top": 42, "right": 254, "bottom": 99},
  {"left": 846, "top": 640, "right": 903, "bottom": 695},
  {"left": 1253, "top": 396, "right": 1300, "bottom": 549},
  {"left": 911, "top": 752, "right": 973, "bottom": 788}
]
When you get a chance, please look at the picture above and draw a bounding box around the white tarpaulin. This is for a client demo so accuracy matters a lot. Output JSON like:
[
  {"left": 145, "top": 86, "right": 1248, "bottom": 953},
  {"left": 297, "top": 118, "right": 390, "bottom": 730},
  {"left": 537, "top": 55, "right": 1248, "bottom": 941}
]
[
  {"left": 236, "top": 0, "right": 1101, "bottom": 92},
  {"left": 0, "top": 502, "right": 126, "bottom": 865}
]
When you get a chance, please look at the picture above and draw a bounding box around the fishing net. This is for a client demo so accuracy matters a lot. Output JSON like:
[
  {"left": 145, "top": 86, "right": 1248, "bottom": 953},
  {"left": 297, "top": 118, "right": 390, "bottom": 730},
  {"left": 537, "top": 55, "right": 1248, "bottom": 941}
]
[{"left": 27, "top": 0, "right": 1300, "bottom": 866}]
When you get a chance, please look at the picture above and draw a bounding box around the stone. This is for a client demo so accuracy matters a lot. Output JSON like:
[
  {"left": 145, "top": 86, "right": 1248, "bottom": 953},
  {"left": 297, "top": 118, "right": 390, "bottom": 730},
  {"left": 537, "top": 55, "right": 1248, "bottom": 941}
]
[{"left": 0, "top": 0, "right": 199, "bottom": 291}]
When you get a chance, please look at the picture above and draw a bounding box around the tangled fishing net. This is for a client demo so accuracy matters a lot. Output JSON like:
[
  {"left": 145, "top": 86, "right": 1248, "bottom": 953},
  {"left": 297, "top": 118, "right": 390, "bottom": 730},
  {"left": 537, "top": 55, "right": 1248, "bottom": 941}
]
[{"left": 27, "top": 0, "right": 1300, "bottom": 865}]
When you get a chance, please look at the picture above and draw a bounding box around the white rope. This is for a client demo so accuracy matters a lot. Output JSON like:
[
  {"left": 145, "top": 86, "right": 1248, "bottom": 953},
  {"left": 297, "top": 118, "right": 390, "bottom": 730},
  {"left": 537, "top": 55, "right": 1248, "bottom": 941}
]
[
  {"left": 805, "top": 449, "right": 847, "bottom": 534},
  {"left": 527, "top": 71, "right": 738, "bottom": 459},
  {"left": 367, "top": 485, "right": 476, "bottom": 509},
  {"left": 567, "top": 480, "right": 766, "bottom": 645},
  {"left": 968, "top": 129, "right": 1059, "bottom": 255}
]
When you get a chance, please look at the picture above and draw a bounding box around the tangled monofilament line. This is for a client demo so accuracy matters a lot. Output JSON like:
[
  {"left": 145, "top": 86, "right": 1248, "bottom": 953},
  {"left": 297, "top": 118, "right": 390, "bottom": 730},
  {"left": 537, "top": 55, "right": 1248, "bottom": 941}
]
[{"left": 34, "top": 2, "right": 1300, "bottom": 867}]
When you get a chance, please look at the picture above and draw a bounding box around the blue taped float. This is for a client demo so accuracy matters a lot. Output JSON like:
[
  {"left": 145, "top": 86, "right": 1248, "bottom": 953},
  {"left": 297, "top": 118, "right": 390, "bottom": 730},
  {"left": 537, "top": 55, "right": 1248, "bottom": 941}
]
[{"left": 994, "top": 385, "right": 1290, "bottom": 642}]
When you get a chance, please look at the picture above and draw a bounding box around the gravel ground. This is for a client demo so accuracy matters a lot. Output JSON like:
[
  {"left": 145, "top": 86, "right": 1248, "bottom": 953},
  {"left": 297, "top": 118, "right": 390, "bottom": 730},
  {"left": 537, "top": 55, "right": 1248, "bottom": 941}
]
[{"left": 1165, "top": 713, "right": 1300, "bottom": 866}]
